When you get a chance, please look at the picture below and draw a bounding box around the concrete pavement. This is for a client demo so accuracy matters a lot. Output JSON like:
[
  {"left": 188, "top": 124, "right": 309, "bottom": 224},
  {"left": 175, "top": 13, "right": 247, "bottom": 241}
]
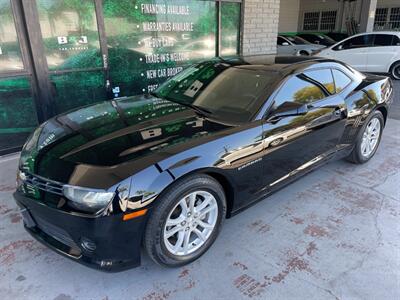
[{"left": 0, "top": 87, "right": 399, "bottom": 300}]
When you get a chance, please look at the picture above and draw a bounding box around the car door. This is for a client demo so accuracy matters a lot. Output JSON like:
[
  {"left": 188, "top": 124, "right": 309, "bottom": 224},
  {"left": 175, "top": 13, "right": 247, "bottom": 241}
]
[
  {"left": 260, "top": 68, "right": 347, "bottom": 191},
  {"left": 366, "top": 34, "right": 398, "bottom": 72},
  {"left": 277, "top": 36, "right": 294, "bottom": 55},
  {"left": 330, "top": 35, "right": 373, "bottom": 71}
]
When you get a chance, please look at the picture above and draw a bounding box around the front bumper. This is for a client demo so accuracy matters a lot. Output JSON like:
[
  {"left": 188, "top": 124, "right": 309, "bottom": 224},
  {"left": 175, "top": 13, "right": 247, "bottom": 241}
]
[{"left": 14, "top": 191, "right": 149, "bottom": 272}]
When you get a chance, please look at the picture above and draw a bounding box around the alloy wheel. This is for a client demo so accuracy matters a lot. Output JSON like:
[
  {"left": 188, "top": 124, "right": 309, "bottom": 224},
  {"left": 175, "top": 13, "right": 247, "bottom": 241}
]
[
  {"left": 163, "top": 191, "right": 218, "bottom": 256},
  {"left": 360, "top": 117, "right": 381, "bottom": 158}
]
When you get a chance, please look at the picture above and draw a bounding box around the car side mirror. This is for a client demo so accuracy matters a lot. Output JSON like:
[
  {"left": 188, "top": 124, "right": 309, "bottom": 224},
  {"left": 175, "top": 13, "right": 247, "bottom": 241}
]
[
  {"left": 266, "top": 103, "right": 309, "bottom": 123},
  {"left": 282, "top": 42, "right": 290, "bottom": 46}
]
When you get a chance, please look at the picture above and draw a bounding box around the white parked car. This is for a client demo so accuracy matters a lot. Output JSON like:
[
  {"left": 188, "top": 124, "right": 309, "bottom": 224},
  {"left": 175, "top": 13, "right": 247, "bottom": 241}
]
[
  {"left": 314, "top": 32, "right": 400, "bottom": 79},
  {"left": 277, "top": 35, "right": 325, "bottom": 56}
]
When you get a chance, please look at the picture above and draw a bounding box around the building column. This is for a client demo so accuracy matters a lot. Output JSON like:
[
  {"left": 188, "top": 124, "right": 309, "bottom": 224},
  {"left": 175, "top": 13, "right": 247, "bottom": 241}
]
[
  {"left": 241, "top": 0, "right": 280, "bottom": 55},
  {"left": 358, "top": 0, "right": 377, "bottom": 32}
]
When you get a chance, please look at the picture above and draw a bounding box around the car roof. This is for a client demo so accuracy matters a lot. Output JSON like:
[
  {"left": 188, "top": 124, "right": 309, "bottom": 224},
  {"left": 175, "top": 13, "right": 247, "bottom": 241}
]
[
  {"left": 216, "top": 55, "right": 340, "bottom": 75},
  {"left": 349, "top": 31, "right": 400, "bottom": 37}
]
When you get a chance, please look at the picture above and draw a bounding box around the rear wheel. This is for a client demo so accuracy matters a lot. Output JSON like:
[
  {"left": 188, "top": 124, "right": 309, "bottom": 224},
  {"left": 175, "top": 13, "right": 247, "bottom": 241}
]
[
  {"left": 346, "top": 111, "right": 384, "bottom": 164},
  {"left": 144, "top": 174, "right": 226, "bottom": 267},
  {"left": 299, "top": 50, "right": 310, "bottom": 56},
  {"left": 390, "top": 61, "right": 400, "bottom": 80}
]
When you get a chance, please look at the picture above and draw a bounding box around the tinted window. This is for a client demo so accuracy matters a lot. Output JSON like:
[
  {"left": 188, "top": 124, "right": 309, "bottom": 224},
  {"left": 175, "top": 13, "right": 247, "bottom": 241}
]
[
  {"left": 298, "top": 34, "right": 335, "bottom": 46},
  {"left": 335, "top": 35, "right": 373, "bottom": 50},
  {"left": 392, "top": 35, "right": 400, "bottom": 46},
  {"left": 273, "top": 74, "right": 326, "bottom": 111},
  {"left": 285, "top": 36, "right": 310, "bottom": 45},
  {"left": 303, "top": 69, "right": 335, "bottom": 94},
  {"left": 277, "top": 37, "right": 288, "bottom": 45},
  {"left": 332, "top": 69, "right": 352, "bottom": 92},
  {"left": 373, "top": 34, "right": 393, "bottom": 46},
  {"left": 154, "top": 62, "right": 280, "bottom": 123}
]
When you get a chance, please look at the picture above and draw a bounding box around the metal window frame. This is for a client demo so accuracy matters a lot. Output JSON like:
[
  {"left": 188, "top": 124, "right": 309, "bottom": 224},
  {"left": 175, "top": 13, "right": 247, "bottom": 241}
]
[
  {"left": 320, "top": 10, "right": 337, "bottom": 31},
  {"left": 303, "top": 11, "right": 320, "bottom": 31}
]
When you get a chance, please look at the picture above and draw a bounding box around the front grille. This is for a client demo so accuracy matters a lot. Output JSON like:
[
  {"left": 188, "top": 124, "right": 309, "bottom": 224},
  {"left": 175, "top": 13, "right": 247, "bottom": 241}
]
[
  {"left": 24, "top": 173, "right": 64, "bottom": 196},
  {"left": 34, "top": 215, "right": 81, "bottom": 254}
]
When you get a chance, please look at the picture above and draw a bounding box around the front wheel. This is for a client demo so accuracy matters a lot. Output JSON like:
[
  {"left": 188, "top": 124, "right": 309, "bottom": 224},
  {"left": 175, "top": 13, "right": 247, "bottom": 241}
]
[
  {"left": 390, "top": 61, "right": 400, "bottom": 80},
  {"left": 144, "top": 174, "right": 226, "bottom": 267},
  {"left": 346, "top": 111, "right": 384, "bottom": 164}
]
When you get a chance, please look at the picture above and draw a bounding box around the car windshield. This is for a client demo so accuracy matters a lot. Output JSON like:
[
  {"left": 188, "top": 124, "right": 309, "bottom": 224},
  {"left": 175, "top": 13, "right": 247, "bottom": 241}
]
[
  {"left": 284, "top": 36, "right": 310, "bottom": 45},
  {"left": 153, "top": 61, "right": 281, "bottom": 123}
]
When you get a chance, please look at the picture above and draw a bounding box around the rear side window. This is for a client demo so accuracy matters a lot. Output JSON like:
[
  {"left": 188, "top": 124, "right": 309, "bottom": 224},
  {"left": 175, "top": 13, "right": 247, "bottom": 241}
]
[
  {"left": 332, "top": 69, "right": 352, "bottom": 92},
  {"left": 303, "top": 69, "right": 335, "bottom": 94},
  {"left": 273, "top": 74, "right": 327, "bottom": 111},
  {"left": 392, "top": 35, "right": 400, "bottom": 46},
  {"left": 373, "top": 34, "right": 393, "bottom": 46}
]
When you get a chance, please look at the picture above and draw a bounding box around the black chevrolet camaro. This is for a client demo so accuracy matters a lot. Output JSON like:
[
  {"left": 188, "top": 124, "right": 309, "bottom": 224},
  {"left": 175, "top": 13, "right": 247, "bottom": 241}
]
[{"left": 14, "top": 56, "right": 393, "bottom": 271}]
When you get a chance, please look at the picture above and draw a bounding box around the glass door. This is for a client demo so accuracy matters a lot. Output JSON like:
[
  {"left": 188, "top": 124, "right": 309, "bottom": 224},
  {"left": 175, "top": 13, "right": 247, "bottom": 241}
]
[{"left": 0, "top": 0, "right": 38, "bottom": 155}]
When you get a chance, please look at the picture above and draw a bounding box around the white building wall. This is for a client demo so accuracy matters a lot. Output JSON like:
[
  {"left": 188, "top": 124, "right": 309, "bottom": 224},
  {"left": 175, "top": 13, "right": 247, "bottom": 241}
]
[
  {"left": 242, "top": 0, "right": 280, "bottom": 55},
  {"left": 278, "top": 0, "right": 300, "bottom": 33}
]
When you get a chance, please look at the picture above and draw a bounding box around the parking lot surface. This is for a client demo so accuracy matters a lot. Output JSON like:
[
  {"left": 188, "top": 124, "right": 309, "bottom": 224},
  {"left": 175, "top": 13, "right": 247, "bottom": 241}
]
[{"left": 0, "top": 83, "right": 399, "bottom": 300}]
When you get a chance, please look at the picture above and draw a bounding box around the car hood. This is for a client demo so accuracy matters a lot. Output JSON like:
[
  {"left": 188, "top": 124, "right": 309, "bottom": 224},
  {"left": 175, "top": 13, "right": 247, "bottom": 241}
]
[{"left": 20, "top": 95, "right": 231, "bottom": 186}]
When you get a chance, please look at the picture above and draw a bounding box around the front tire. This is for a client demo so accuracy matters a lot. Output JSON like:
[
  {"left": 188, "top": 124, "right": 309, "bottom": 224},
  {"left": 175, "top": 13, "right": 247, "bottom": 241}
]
[
  {"left": 144, "top": 174, "right": 226, "bottom": 267},
  {"left": 390, "top": 61, "right": 400, "bottom": 80},
  {"left": 346, "top": 111, "right": 384, "bottom": 164}
]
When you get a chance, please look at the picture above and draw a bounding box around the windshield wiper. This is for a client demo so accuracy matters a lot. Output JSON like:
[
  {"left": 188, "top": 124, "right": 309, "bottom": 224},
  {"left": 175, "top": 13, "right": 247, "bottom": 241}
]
[{"left": 149, "top": 92, "right": 212, "bottom": 117}]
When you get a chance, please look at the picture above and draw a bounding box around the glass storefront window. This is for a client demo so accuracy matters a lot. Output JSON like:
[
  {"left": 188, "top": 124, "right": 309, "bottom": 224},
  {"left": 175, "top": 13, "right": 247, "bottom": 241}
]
[
  {"left": 103, "top": 0, "right": 217, "bottom": 97},
  {"left": 50, "top": 70, "right": 107, "bottom": 113},
  {"left": 0, "top": 0, "right": 24, "bottom": 72},
  {"left": 221, "top": 2, "right": 240, "bottom": 56},
  {"left": 0, "top": 76, "right": 38, "bottom": 153},
  {"left": 37, "top": 0, "right": 102, "bottom": 70}
]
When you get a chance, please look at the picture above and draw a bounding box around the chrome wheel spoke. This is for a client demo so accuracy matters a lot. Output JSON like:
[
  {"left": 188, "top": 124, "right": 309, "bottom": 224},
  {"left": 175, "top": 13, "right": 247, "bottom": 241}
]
[
  {"left": 179, "top": 198, "right": 189, "bottom": 216},
  {"left": 197, "top": 219, "right": 214, "bottom": 229},
  {"left": 199, "top": 204, "right": 217, "bottom": 218},
  {"left": 166, "top": 215, "right": 185, "bottom": 227},
  {"left": 172, "top": 231, "right": 185, "bottom": 252},
  {"left": 165, "top": 225, "right": 183, "bottom": 238},
  {"left": 183, "top": 230, "right": 192, "bottom": 254},
  {"left": 193, "top": 228, "right": 206, "bottom": 241},
  {"left": 188, "top": 193, "right": 196, "bottom": 214}
]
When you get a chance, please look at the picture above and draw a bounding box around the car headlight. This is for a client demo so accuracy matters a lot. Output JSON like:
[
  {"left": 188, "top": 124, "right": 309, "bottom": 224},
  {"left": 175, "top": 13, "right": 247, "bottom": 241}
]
[{"left": 63, "top": 185, "right": 115, "bottom": 213}]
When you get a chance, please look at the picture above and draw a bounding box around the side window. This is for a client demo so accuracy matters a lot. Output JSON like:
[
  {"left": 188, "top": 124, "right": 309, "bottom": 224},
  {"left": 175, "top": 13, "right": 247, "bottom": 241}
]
[
  {"left": 332, "top": 69, "right": 352, "bottom": 92},
  {"left": 373, "top": 34, "right": 393, "bottom": 47},
  {"left": 334, "top": 35, "right": 373, "bottom": 50},
  {"left": 303, "top": 69, "right": 335, "bottom": 94},
  {"left": 273, "top": 74, "right": 326, "bottom": 112},
  {"left": 392, "top": 35, "right": 400, "bottom": 46},
  {"left": 277, "top": 37, "right": 286, "bottom": 46}
]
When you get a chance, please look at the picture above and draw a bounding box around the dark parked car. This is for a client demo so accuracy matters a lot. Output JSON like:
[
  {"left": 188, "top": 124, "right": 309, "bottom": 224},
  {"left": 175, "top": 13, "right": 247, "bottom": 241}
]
[
  {"left": 325, "top": 32, "right": 349, "bottom": 42},
  {"left": 14, "top": 56, "right": 393, "bottom": 271},
  {"left": 296, "top": 33, "right": 336, "bottom": 46}
]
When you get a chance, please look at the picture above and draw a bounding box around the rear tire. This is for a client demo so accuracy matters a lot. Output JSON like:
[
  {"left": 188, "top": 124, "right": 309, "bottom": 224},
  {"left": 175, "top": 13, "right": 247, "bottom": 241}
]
[
  {"left": 299, "top": 50, "right": 310, "bottom": 56},
  {"left": 346, "top": 111, "right": 384, "bottom": 164},
  {"left": 390, "top": 61, "right": 400, "bottom": 80},
  {"left": 144, "top": 174, "right": 226, "bottom": 267}
]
